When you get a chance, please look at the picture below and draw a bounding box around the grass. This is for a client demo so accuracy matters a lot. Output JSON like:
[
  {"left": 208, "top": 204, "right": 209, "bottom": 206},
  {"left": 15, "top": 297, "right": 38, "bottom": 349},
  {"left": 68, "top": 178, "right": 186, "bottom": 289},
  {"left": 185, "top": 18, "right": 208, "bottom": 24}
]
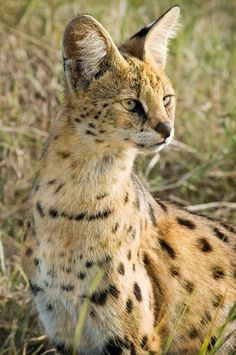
[{"left": 0, "top": 0, "right": 236, "bottom": 353}]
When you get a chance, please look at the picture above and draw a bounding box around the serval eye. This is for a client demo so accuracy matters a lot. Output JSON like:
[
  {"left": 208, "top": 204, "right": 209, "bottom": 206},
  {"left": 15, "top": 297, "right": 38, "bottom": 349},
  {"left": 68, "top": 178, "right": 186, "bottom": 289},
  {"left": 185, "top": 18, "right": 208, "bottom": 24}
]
[
  {"left": 122, "top": 99, "right": 137, "bottom": 111},
  {"left": 163, "top": 95, "right": 172, "bottom": 107}
]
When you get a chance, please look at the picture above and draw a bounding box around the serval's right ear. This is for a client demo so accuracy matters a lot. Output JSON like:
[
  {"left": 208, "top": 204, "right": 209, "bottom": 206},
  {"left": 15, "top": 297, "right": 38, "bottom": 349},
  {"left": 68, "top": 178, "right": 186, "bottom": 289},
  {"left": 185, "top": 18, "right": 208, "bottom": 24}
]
[{"left": 63, "top": 15, "right": 126, "bottom": 91}]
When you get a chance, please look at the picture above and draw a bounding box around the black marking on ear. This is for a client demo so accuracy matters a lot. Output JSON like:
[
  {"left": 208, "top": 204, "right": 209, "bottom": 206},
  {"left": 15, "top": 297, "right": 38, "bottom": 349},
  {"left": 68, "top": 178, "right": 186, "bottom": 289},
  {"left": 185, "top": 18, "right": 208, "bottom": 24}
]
[
  {"left": 177, "top": 217, "right": 196, "bottom": 230},
  {"left": 90, "top": 290, "right": 108, "bottom": 305},
  {"left": 213, "top": 227, "right": 228, "bottom": 243},
  {"left": 158, "top": 239, "right": 176, "bottom": 259},
  {"left": 131, "top": 20, "right": 158, "bottom": 39}
]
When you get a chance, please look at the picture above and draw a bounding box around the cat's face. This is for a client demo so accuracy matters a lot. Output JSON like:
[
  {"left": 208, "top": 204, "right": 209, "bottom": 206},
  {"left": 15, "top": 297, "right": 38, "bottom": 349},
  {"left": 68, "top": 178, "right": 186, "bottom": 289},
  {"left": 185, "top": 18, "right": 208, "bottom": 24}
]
[{"left": 62, "top": 8, "right": 179, "bottom": 154}]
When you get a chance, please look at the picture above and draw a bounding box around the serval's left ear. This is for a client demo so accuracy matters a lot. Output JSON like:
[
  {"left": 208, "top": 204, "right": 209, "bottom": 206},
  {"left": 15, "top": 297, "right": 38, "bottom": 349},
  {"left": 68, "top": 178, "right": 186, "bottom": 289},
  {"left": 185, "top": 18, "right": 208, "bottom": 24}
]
[{"left": 120, "top": 6, "right": 180, "bottom": 69}]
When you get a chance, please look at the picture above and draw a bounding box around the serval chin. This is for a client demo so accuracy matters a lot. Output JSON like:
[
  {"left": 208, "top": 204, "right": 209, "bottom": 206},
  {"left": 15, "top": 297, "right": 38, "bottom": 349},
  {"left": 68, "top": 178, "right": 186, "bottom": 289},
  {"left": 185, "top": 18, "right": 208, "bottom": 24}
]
[{"left": 23, "top": 6, "right": 236, "bottom": 355}]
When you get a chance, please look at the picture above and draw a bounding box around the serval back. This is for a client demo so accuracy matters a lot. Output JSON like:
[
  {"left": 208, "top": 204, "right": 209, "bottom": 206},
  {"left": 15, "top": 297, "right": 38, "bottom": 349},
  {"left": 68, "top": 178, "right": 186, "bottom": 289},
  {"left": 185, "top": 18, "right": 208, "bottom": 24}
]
[{"left": 23, "top": 6, "right": 236, "bottom": 354}]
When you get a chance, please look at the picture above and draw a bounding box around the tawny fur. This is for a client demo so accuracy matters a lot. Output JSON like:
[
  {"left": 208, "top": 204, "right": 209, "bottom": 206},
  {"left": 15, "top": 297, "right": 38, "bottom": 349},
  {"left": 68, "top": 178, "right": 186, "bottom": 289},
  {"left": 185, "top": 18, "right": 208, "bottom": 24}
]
[{"left": 23, "top": 7, "right": 236, "bottom": 355}]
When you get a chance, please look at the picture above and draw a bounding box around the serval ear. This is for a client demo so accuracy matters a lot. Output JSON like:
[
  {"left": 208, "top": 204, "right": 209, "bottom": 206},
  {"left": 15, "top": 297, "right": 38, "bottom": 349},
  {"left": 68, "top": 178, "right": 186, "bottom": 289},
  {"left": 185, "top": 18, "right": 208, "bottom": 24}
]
[
  {"left": 120, "top": 6, "right": 180, "bottom": 69},
  {"left": 63, "top": 15, "right": 126, "bottom": 90}
]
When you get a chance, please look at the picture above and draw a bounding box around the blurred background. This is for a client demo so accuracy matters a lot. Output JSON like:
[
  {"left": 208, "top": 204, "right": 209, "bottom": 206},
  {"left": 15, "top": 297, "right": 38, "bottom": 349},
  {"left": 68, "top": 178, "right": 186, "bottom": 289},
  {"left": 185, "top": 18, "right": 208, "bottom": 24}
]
[{"left": 0, "top": 0, "right": 236, "bottom": 353}]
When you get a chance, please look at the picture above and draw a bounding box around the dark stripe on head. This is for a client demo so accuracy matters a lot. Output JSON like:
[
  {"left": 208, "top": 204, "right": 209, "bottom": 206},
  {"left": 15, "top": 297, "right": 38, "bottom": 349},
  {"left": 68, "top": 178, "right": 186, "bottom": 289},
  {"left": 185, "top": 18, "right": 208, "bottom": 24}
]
[{"left": 156, "top": 199, "right": 168, "bottom": 213}]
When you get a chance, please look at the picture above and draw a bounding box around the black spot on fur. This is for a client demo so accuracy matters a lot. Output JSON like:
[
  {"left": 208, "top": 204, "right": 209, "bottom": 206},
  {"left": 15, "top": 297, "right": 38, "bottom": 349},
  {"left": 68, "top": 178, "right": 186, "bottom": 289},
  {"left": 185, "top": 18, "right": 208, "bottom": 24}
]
[
  {"left": 207, "top": 336, "right": 217, "bottom": 350},
  {"left": 189, "top": 327, "right": 198, "bottom": 339},
  {"left": 213, "top": 227, "right": 228, "bottom": 243},
  {"left": 140, "top": 335, "right": 148, "bottom": 349},
  {"left": 74, "top": 117, "right": 81, "bottom": 123},
  {"left": 177, "top": 217, "right": 196, "bottom": 229},
  {"left": 57, "top": 151, "right": 70, "bottom": 159},
  {"left": 201, "top": 311, "right": 212, "bottom": 325},
  {"left": 109, "top": 284, "right": 120, "bottom": 299},
  {"left": 47, "top": 303, "right": 53, "bottom": 311},
  {"left": 183, "top": 280, "right": 194, "bottom": 293},
  {"left": 117, "top": 263, "right": 125, "bottom": 275},
  {"left": 88, "top": 122, "right": 96, "bottom": 128},
  {"left": 197, "top": 238, "right": 213, "bottom": 252},
  {"left": 77, "top": 272, "right": 86, "bottom": 280},
  {"left": 54, "top": 342, "right": 73, "bottom": 354},
  {"left": 29, "top": 281, "right": 44, "bottom": 295},
  {"left": 96, "top": 192, "right": 108, "bottom": 200},
  {"left": 212, "top": 294, "right": 223, "bottom": 307},
  {"left": 85, "top": 129, "right": 96, "bottom": 136},
  {"left": 54, "top": 183, "right": 65, "bottom": 194},
  {"left": 85, "top": 260, "right": 93, "bottom": 268},
  {"left": 124, "top": 192, "right": 129, "bottom": 204},
  {"left": 126, "top": 298, "right": 133, "bottom": 313},
  {"left": 159, "top": 239, "right": 176, "bottom": 259},
  {"left": 112, "top": 222, "right": 120, "bottom": 233},
  {"left": 90, "top": 290, "right": 108, "bottom": 305},
  {"left": 36, "top": 201, "right": 44, "bottom": 217},
  {"left": 169, "top": 265, "right": 180, "bottom": 277},
  {"left": 25, "top": 247, "right": 33, "bottom": 256},
  {"left": 87, "top": 209, "right": 112, "bottom": 220},
  {"left": 127, "top": 250, "right": 131, "bottom": 260},
  {"left": 130, "top": 342, "right": 136, "bottom": 355},
  {"left": 103, "top": 338, "right": 124, "bottom": 355},
  {"left": 33, "top": 258, "right": 40, "bottom": 266},
  {"left": 49, "top": 208, "right": 58, "bottom": 218},
  {"left": 48, "top": 179, "right": 56, "bottom": 185},
  {"left": 220, "top": 222, "right": 235, "bottom": 234},
  {"left": 133, "top": 282, "right": 142, "bottom": 302},
  {"left": 61, "top": 284, "right": 74, "bottom": 292},
  {"left": 211, "top": 266, "right": 225, "bottom": 279},
  {"left": 148, "top": 204, "right": 157, "bottom": 226}
]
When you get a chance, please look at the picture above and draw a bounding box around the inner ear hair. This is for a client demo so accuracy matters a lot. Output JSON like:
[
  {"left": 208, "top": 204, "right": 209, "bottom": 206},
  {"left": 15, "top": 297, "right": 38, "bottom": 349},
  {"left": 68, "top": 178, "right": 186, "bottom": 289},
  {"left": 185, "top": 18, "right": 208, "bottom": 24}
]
[{"left": 62, "top": 15, "right": 126, "bottom": 90}]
